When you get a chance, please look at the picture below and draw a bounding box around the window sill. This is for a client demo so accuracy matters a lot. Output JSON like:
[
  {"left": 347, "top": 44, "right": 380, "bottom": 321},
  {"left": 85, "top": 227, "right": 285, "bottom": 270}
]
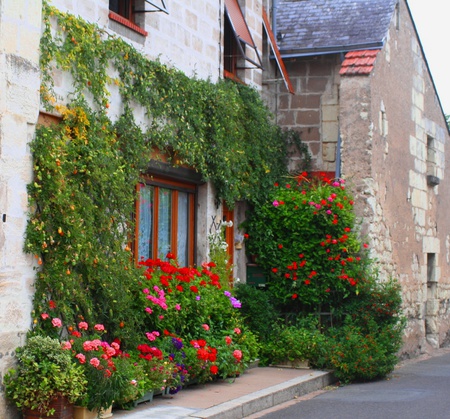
[
  {"left": 223, "top": 70, "right": 245, "bottom": 84},
  {"left": 108, "top": 11, "right": 148, "bottom": 37}
]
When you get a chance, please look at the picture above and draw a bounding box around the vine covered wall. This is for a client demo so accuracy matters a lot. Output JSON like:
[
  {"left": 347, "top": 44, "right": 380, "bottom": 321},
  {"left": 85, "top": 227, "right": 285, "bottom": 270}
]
[{"left": 27, "top": 2, "right": 309, "bottom": 339}]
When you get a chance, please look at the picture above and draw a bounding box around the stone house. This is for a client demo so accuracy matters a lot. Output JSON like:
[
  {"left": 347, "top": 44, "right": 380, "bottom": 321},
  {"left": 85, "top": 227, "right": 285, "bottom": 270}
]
[
  {"left": 0, "top": 0, "right": 448, "bottom": 414},
  {"left": 0, "top": 0, "right": 291, "bottom": 415},
  {"left": 275, "top": 0, "right": 450, "bottom": 355}
]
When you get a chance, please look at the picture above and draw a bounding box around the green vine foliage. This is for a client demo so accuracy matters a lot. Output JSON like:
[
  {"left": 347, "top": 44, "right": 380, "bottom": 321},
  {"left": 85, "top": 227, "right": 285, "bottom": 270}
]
[{"left": 28, "top": 3, "right": 309, "bottom": 342}]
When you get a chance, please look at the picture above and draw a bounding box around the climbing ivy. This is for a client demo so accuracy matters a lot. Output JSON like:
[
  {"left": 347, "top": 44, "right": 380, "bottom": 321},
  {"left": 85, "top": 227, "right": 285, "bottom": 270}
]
[{"left": 27, "top": 2, "right": 309, "bottom": 341}]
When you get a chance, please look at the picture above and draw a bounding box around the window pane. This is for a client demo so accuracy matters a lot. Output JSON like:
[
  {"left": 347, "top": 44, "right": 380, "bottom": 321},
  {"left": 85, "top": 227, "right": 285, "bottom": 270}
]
[
  {"left": 138, "top": 184, "right": 153, "bottom": 261},
  {"left": 177, "top": 192, "right": 189, "bottom": 266},
  {"left": 158, "top": 188, "right": 172, "bottom": 258}
]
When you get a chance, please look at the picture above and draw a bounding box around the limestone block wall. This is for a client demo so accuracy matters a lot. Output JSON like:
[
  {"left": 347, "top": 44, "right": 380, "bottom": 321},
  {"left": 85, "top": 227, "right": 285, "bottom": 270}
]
[
  {"left": 340, "top": 0, "right": 450, "bottom": 355},
  {"left": 0, "top": 0, "right": 42, "bottom": 416},
  {"left": 277, "top": 55, "right": 340, "bottom": 172}
]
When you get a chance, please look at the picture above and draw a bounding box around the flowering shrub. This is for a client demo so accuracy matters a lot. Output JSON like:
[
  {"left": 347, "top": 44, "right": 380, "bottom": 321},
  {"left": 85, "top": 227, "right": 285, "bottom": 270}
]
[
  {"left": 243, "top": 173, "right": 367, "bottom": 312},
  {"left": 137, "top": 256, "right": 259, "bottom": 385},
  {"left": 138, "top": 257, "right": 243, "bottom": 337},
  {"left": 64, "top": 320, "right": 142, "bottom": 411}
]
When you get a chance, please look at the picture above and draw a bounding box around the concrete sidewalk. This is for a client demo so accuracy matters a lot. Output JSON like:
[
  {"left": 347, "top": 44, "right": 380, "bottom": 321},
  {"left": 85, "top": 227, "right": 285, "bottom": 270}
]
[{"left": 112, "top": 367, "right": 335, "bottom": 419}]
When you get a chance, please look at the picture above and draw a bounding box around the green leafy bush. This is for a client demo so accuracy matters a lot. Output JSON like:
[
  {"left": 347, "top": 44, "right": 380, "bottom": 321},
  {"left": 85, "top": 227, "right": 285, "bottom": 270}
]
[
  {"left": 325, "top": 316, "right": 404, "bottom": 383},
  {"left": 234, "top": 284, "right": 279, "bottom": 341},
  {"left": 260, "top": 322, "right": 327, "bottom": 368},
  {"left": 4, "top": 336, "right": 86, "bottom": 415}
]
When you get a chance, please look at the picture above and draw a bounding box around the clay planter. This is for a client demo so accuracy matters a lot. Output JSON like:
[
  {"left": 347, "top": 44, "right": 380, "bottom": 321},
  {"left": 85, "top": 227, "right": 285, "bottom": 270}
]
[{"left": 23, "top": 397, "right": 73, "bottom": 419}]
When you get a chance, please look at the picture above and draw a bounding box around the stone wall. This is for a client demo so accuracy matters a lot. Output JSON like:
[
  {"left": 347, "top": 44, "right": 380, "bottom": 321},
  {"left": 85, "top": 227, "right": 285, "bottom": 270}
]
[
  {"left": 0, "top": 0, "right": 42, "bottom": 416},
  {"left": 339, "top": 0, "right": 450, "bottom": 355},
  {"left": 277, "top": 54, "right": 340, "bottom": 172}
]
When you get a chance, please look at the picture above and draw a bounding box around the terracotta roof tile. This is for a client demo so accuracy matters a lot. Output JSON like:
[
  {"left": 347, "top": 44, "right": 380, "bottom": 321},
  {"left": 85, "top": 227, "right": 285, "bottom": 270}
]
[{"left": 339, "top": 49, "right": 381, "bottom": 76}]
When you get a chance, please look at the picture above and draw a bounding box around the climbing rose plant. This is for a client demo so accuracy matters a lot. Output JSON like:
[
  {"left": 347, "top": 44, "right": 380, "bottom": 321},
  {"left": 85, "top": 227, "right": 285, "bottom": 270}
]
[{"left": 243, "top": 172, "right": 369, "bottom": 312}]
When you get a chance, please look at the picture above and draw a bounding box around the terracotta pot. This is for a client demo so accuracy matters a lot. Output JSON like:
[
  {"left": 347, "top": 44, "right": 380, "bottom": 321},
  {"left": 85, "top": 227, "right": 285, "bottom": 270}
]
[{"left": 23, "top": 396, "right": 73, "bottom": 419}]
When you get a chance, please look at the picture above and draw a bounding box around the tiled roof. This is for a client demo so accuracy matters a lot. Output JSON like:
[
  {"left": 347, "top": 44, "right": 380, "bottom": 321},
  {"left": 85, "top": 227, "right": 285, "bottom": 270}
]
[
  {"left": 339, "top": 49, "right": 381, "bottom": 75},
  {"left": 276, "top": 0, "right": 397, "bottom": 56}
]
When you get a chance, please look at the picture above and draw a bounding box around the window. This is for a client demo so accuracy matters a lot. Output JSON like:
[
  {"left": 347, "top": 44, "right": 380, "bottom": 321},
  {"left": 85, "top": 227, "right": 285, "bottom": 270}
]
[
  {"left": 109, "top": 0, "right": 148, "bottom": 36},
  {"left": 136, "top": 178, "right": 196, "bottom": 266},
  {"left": 426, "top": 135, "right": 440, "bottom": 186},
  {"left": 223, "top": 0, "right": 262, "bottom": 80},
  {"left": 109, "top": 0, "right": 135, "bottom": 22}
]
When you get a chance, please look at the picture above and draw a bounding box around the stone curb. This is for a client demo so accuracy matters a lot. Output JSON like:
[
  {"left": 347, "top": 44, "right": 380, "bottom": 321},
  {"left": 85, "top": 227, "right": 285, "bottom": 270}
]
[{"left": 189, "top": 370, "right": 335, "bottom": 419}]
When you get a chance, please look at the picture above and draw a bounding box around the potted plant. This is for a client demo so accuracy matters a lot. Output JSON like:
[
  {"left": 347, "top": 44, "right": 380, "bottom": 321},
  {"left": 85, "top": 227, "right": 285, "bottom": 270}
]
[
  {"left": 67, "top": 320, "right": 139, "bottom": 416},
  {"left": 3, "top": 335, "right": 87, "bottom": 418}
]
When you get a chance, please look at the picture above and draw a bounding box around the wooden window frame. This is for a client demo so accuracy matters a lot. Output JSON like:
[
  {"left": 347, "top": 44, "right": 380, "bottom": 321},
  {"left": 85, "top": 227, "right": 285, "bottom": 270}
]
[
  {"left": 135, "top": 177, "right": 196, "bottom": 266},
  {"left": 109, "top": 0, "right": 148, "bottom": 37}
]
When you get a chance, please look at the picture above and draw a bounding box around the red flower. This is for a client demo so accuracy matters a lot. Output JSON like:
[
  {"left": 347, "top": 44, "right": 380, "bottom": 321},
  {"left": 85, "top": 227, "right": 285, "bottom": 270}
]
[
  {"left": 48, "top": 300, "right": 56, "bottom": 309},
  {"left": 292, "top": 294, "right": 298, "bottom": 299},
  {"left": 166, "top": 252, "right": 175, "bottom": 259},
  {"left": 210, "top": 365, "right": 219, "bottom": 374},
  {"left": 176, "top": 285, "right": 183, "bottom": 292},
  {"left": 271, "top": 268, "right": 278, "bottom": 273},
  {"left": 304, "top": 279, "right": 311, "bottom": 285},
  {"left": 190, "top": 285, "right": 199, "bottom": 293},
  {"left": 278, "top": 244, "right": 283, "bottom": 249}
]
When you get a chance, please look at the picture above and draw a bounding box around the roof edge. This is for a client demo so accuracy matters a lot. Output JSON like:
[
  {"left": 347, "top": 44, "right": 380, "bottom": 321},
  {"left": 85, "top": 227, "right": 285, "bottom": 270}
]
[
  {"left": 405, "top": 0, "right": 449, "bottom": 134},
  {"left": 279, "top": 42, "right": 384, "bottom": 59}
]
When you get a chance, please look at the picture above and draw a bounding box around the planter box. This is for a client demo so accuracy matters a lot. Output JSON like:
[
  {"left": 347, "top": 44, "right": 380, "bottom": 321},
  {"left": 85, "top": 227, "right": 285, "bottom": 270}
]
[
  {"left": 132, "top": 390, "right": 154, "bottom": 407},
  {"left": 273, "top": 359, "right": 310, "bottom": 369},
  {"left": 74, "top": 404, "right": 113, "bottom": 419}
]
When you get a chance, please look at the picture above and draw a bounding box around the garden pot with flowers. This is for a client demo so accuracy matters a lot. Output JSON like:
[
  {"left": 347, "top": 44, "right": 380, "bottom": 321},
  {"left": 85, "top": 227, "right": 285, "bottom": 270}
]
[
  {"left": 58, "top": 319, "right": 145, "bottom": 416},
  {"left": 3, "top": 335, "right": 87, "bottom": 419}
]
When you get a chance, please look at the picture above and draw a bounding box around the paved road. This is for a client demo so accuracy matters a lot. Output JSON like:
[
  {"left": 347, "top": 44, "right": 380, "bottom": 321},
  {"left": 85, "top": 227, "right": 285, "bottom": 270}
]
[{"left": 258, "top": 350, "right": 450, "bottom": 419}]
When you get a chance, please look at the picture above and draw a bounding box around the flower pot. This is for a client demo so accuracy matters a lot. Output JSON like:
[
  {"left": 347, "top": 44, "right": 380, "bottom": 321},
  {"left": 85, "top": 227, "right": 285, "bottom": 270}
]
[
  {"left": 23, "top": 397, "right": 73, "bottom": 419},
  {"left": 74, "top": 404, "right": 113, "bottom": 419}
]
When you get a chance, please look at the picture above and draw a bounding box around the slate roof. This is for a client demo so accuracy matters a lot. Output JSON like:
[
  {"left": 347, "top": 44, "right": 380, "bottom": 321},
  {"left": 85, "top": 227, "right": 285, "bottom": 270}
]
[{"left": 275, "top": 0, "right": 397, "bottom": 57}]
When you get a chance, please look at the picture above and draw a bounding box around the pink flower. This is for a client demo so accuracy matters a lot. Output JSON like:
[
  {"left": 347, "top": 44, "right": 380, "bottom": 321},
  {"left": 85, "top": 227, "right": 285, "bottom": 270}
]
[
  {"left": 90, "top": 357, "right": 101, "bottom": 368},
  {"left": 105, "top": 346, "right": 116, "bottom": 357},
  {"left": 145, "top": 307, "right": 153, "bottom": 314},
  {"left": 94, "top": 324, "right": 105, "bottom": 331},
  {"left": 225, "top": 336, "right": 232, "bottom": 345},
  {"left": 272, "top": 200, "right": 279, "bottom": 207},
  {"left": 233, "top": 350, "right": 242, "bottom": 361},
  {"left": 143, "top": 288, "right": 150, "bottom": 294},
  {"left": 111, "top": 342, "right": 120, "bottom": 350},
  {"left": 78, "top": 321, "right": 88, "bottom": 330},
  {"left": 175, "top": 304, "right": 181, "bottom": 311},
  {"left": 202, "top": 324, "right": 210, "bottom": 331},
  {"left": 76, "top": 353, "right": 86, "bottom": 364},
  {"left": 146, "top": 331, "right": 160, "bottom": 341},
  {"left": 234, "top": 328, "right": 241, "bottom": 335},
  {"left": 41, "top": 313, "right": 49, "bottom": 320},
  {"left": 52, "top": 318, "right": 62, "bottom": 328},
  {"left": 61, "top": 341, "right": 72, "bottom": 350}
]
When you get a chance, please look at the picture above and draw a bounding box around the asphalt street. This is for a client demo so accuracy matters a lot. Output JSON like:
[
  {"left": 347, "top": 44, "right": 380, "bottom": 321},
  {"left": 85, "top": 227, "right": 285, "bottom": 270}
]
[{"left": 257, "top": 349, "right": 450, "bottom": 419}]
